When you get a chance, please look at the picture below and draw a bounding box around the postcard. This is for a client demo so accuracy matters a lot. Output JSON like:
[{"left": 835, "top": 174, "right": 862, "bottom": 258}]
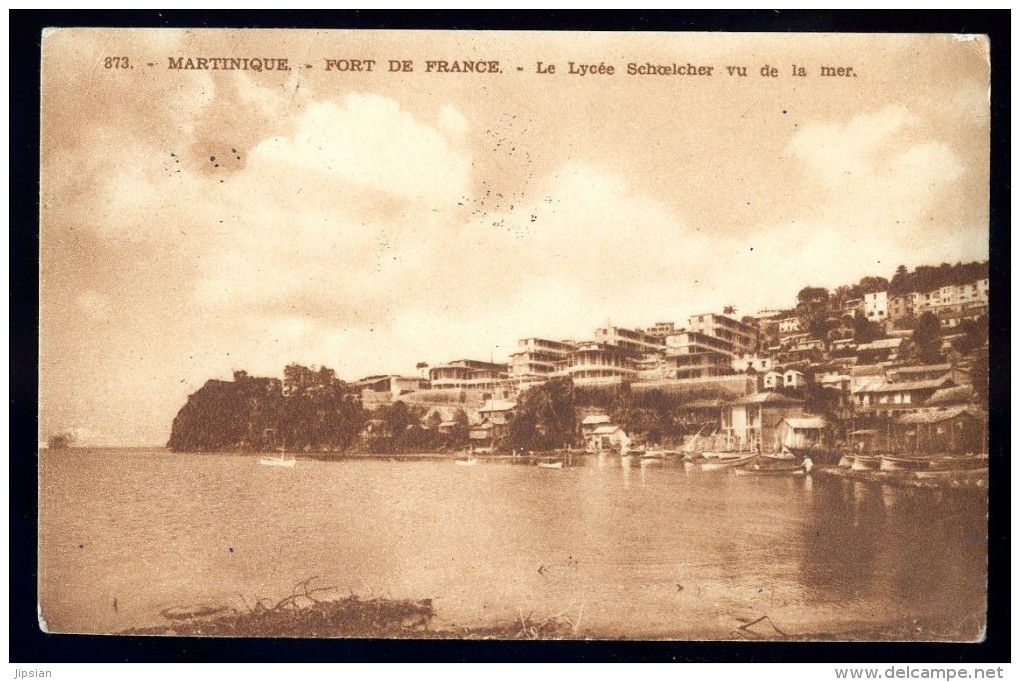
[{"left": 38, "top": 28, "right": 990, "bottom": 641}]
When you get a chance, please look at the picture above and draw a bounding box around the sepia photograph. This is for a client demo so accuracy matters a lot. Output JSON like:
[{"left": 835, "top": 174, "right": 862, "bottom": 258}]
[{"left": 36, "top": 26, "right": 993, "bottom": 645}]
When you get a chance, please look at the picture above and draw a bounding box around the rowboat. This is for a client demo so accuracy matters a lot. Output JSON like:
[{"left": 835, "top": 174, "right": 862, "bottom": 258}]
[
  {"left": 455, "top": 457, "right": 478, "bottom": 466},
  {"left": 699, "top": 453, "right": 759, "bottom": 471},
  {"left": 850, "top": 454, "right": 881, "bottom": 471},
  {"left": 734, "top": 459, "right": 808, "bottom": 476}
]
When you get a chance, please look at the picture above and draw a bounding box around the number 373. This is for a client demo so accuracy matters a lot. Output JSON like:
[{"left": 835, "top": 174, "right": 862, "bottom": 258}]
[{"left": 104, "top": 56, "right": 130, "bottom": 69}]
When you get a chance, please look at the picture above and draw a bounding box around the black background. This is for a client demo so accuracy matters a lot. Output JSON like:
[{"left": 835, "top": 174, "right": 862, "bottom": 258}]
[{"left": 10, "top": 9, "right": 1010, "bottom": 664}]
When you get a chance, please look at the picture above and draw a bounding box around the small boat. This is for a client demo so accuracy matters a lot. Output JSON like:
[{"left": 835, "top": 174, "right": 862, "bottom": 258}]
[
  {"left": 879, "top": 455, "right": 932, "bottom": 472},
  {"left": 259, "top": 453, "right": 296, "bottom": 467},
  {"left": 881, "top": 453, "right": 988, "bottom": 473},
  {"left": 850, "top": 454, "right": 881, "bottom": 471},
  {"left": 912, "top": 467, "right": 988, "bottom": 481},
  {"left": 699, "top": 453, "right": 759, "bottom": 471},
  {"left": 701, "top": 449, "right": 758, "bottom": 461},
  {"left": 537, "top": 459, "right": 564, "bottom": 469},
  {"left": 927, "top": 453, "right": 988, "bottom": 471},
  {"left": 454, "top": 457, "right": 478, "bottom": 466},
  {"left": 734, "top": 459, "right": 808, "bottom": 476}
]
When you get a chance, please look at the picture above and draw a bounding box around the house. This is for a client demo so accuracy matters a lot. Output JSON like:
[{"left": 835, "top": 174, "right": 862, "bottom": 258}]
[
  {"left": 779, "top": 317, "right": 801, "bottom": 334},
  {"left": 783, "top": 369, "right": 806, "bottom": 389},
  {"left": 818, "top": 373, "right": 851, "bottom": 393},
  {"left": 855, "top": 337, "right": 905, "bottom": 363},
  {"left": 851, "top": 375, "right": 954, "bottom": 418},
  {"left": 926, "top": 385, "right": 978, "bottom": 410},
  {"left": 720, "top": 392, "right": 804, "bottom": 453},
  {"left": 887, "top": 364, "right": 952, "bottom": 383},
  {"left": 469, "top": 419, "right": 497, "bottom": 452},
  {"left": 586, "top": 424, "right": 629, "bottom": 452},
  {"left": 731, "top": 354, "right": 774, "bottom": 373},
  {"left": 864, "top": 291, "right": 889, "bottom": 322},
  {"left": 763, "top": 371, "right": 784, "bottom": 390},
  {"left": 580, "top": 414, "right": 612, "bottom": 441},
  {"left": 478, "top": 399, "right": 517, "bottom": 419},
  {"left": 775, "top": 416, "right": 828, "bottom": 452},
  {"left": 894, "top": 407, "right": 984, "bottom": 454}
]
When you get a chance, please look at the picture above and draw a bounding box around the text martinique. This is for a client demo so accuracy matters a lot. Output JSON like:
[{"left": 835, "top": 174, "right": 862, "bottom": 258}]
[{"left": 169, "top": 57, "right": 291, "bottom": 71}]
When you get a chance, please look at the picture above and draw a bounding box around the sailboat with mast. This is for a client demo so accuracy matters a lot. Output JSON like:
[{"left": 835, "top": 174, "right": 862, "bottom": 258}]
[{"left": 259, "top": 429, "right": 296, "bottom": 468}]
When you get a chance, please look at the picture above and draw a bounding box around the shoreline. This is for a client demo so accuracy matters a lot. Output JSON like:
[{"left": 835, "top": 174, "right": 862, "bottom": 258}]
[{"left": 119, "top": 592, "right": 985, "bottom": 642}]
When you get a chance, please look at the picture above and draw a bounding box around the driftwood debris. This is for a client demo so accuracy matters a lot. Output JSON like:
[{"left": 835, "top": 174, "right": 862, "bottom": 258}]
[
  {"left": 123, "top": 576, "right": 591, "bottom": 639},
  {"left": 734, "top": 614, "right": 789, "bottom": 639},
  {"left": 126, "top": 577, "right": 436, "bottom": 638}
]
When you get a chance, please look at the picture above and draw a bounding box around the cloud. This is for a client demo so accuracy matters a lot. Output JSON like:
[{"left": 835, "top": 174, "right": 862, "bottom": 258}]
[
  {"left": 747, "top": 105, "right": 981, "bottom": 303},
  {"left": 254, "top": 95, "right": 472, "bottom": 204}
]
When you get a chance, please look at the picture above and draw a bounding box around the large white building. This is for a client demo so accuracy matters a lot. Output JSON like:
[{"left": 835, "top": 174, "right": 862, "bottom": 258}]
[
  {"left": 429, "top": 359, "right": 508, "bottom": 391},
  {"left": 864, "top": 291, "right": 889, "bottom": 322},
  {"left": 567, "top": 341, "right": 638, "bottom": 386},
  {"left": 663, "top": 314, "right": 760, "bottom": 380},
  {"left": 508, "top": 337, "right": 576, "bottom": 388}
]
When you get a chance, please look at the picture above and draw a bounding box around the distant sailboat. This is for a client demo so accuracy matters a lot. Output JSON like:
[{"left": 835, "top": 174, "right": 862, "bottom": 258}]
[{"left": 259, "top": 431, "right": 296, "bottom": 468}]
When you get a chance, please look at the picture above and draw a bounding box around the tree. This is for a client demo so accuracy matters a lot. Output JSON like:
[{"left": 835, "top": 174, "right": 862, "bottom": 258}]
[
  {"left": 416, "top": 362, "right": 429, "bottom": 379},
  {"left": 890, "top": 264, "right": 909, "bottom": 295},
  {"left": 450, "top": 408, "right": 470, "bottom": 448},
  {"left": 723, "top": 305, "right": 737, "bottom": 316},
  {"left": 857, "top": 276, "right": 890, "bottom": 295},
  {"left": 796, "top": 286, "right": 833, "bottom": 343},
  {"left": 508, "top": 377, "right": 577, "bottom": 451},
  {"left": 911, "top": 312, "right": 943, "bottom": 364},
  {"left": 852, "top": 311, "right": 881, "bottom": 345}
]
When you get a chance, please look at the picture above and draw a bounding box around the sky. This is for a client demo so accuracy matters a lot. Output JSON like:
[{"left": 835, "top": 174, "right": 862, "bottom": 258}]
[{"left": 39, "top": 29, "right": 990, "bottom": 446}]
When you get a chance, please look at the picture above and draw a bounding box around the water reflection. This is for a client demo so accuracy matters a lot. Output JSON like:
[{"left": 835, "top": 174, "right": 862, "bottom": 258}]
[
  {"left": 800, "top": 476, "right": 986, "bottom": 628},
  {"left": 39, "top": 449, "right": 987, "bottom": 639}
]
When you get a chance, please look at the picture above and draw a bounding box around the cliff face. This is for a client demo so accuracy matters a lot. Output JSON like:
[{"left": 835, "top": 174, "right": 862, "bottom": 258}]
[
  {"left": 167, "top": 377, "right": 282, "bottom": 451},
  {"left": 167, "top": 371, "right": 367, "bottom": 452}
]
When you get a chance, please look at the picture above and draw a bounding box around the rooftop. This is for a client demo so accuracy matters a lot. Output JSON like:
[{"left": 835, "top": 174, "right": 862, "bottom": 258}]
[
  {"left": 857, "top": 338, "right": 904, "bottom": 351},
  {"left": 895, "top": 407, "right": 977, "bottom": 425},
  {"left": 479, "top": 399, "right": 517, "bottom": 413},
  {"left": 592, "top": 425, "right": 624, "bottom": 435},
  {"left": 853, "top": 376, "right": 952, "bottom": 394},
  {"left": 926, "top": 385, "right": 976, "bottom": 406}
]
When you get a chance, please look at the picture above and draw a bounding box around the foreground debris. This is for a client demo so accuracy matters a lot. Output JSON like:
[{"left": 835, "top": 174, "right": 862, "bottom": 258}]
[{"left": 122, "top": 577, "right": 583, "bottom": 639}]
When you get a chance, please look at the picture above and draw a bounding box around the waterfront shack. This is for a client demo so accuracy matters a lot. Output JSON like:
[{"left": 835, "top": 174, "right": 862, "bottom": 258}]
[
  {"left": 587, "top": 424, "right": 628, "bottom": 452},
  {"left": 720, "top": 392, "right": 804, "bottom": 453},
  {"left": 580, "top": 414, "right": 612, "bottom": 443},
  {"left": 894, "top": 407, "right": 984, "bottom": 454},
  {"left": 775, "top": 416, "right": 828, "bottom": 452}
]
